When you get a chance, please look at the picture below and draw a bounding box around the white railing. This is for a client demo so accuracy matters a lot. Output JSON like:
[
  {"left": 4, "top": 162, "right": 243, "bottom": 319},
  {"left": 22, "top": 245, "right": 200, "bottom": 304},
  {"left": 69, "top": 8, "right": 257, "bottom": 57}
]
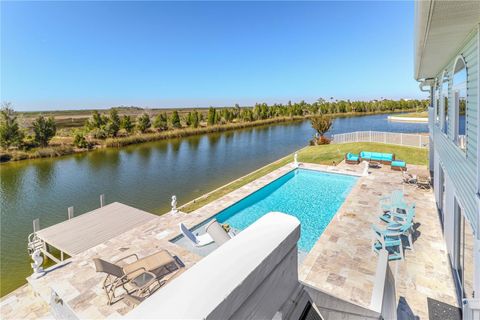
[
  {"left": 332, "top": 131, "right": 429, "bottom": 148},
  {"left": 370, "top": 249, "right": 397, "bottom": 320},
  {"left": 463, "top": 299, "right": 480, "bottom": 320}
]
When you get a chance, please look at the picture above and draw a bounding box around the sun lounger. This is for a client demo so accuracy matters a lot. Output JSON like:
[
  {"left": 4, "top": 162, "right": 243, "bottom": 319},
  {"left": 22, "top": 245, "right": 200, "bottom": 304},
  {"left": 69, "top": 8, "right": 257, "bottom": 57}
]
[
  {"left": 179, "top": 222, "right": 214, "bottom": 247},
  {"left": 205, "top": 219, "right": 232, "bottom": 246},
  {"left": 402, "top": 171, "right": 417, "bottom": 184},
  {"left": 93, "top": 249, "right": 182, "bottom": 305},
  {"left": 416, "top": 176, "right": 431, "bottom": 190}
]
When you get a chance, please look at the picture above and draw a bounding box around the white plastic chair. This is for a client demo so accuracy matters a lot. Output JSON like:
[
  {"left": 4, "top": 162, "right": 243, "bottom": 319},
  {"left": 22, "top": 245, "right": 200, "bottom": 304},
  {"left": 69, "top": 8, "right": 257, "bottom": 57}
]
[{"left": 179, "top": 223, "right": 214, "bottom": 247}]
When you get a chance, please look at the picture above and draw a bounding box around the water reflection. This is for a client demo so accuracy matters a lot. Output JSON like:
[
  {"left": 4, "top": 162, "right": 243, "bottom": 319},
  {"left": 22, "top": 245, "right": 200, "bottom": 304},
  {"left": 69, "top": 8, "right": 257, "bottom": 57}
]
[{"left": 0, "top": 113, "right": 428, "bottom": 296}]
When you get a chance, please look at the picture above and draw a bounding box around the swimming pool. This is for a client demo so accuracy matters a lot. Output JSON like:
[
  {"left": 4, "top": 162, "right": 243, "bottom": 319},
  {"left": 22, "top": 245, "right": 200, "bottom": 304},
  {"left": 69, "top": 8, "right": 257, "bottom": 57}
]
[{"left": 214, "top": 169, "right": 358, "bottom": 252}]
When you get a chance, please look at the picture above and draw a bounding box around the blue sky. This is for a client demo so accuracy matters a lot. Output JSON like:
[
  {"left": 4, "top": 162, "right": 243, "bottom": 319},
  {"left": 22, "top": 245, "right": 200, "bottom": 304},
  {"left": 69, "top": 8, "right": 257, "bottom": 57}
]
[{"left": 1, "top": 1, "right": 424, "bottom": 111}]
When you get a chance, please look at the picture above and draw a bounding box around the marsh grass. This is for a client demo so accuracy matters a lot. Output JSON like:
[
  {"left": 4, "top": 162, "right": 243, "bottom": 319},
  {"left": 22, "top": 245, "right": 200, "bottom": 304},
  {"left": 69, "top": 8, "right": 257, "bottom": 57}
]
[{"left": 104, "top": 117, "right": 304, "bottom": 147}]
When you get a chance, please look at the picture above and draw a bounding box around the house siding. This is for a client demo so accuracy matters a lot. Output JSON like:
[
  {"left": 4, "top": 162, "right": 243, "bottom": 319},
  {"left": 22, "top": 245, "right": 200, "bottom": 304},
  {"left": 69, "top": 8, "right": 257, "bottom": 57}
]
[{"left": 431, "top": 26, "right": 479, "bottom": 236}]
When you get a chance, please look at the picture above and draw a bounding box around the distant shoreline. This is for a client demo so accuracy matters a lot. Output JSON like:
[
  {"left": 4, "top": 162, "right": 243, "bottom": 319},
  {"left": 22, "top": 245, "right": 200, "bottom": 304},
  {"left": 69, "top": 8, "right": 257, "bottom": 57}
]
[{"left": 0, "top": 109, "right": 420, "bottom": 164}]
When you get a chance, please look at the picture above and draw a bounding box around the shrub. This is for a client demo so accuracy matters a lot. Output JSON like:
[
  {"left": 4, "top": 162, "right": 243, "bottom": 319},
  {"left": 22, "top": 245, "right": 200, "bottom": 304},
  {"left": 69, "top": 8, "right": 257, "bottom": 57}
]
[
  {"left": 106, "top": 109, "right": 120, "bottom": 137},
  {"left": 191, "top": 110, "right": 199, "bottom": 128},
  {"left": 89, "top": 128, "right": 108, "bottom": 139},
  {"left": 207, "top": 107, "right": 217, "bottom": 126},
  {"left": 85, "top": 110, "right": 108, "bottom": 130},
  {"left": 153, "top": 113, "right": 168, "bottom": 131},
  {"left": 32, "top": 115, "right": 57, "bottom": 147},
  {"left": 121, "top": 115, "right": 134, "bottom": 134},
  {"left": 170, "top": 111, "right": 181, "bottom": 128},
  {"left": 73, "top": 131, "right": 90, "bottom": 149},
  {"left": 0, "top": 103, "right": 24, "bottom": 149},
  {"left": 136, "top": 113, "right": 151, "bottom": 133}
]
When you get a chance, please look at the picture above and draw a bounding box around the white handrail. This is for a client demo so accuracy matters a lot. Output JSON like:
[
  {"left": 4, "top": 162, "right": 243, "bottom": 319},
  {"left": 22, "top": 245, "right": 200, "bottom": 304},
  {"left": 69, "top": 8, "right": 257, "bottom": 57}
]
[{"left": 332, "top": 131, "right": 429, "bottom": 149}]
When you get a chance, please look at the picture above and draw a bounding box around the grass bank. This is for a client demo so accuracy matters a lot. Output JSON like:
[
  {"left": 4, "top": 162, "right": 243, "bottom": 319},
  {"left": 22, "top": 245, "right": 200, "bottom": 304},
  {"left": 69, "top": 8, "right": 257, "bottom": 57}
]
[
  {"left": 104, "top": 116, "right": 304, "bottom": 147},
  {"left": 180, "top": 142, "right": 428, "bottom": 212}
]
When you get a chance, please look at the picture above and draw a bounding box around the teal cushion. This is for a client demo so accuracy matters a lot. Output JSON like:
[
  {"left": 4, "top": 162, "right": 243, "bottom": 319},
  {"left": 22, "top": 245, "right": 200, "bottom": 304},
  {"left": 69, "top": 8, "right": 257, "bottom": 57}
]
[
  {"left": 361, "top": 151, "right": 393, "bottom": 161},
  {"left": 391, "top": 160, "right": 406, "bottom": 167},
  {"left": 347, "top": 153, "right": 359, "bottom": 161},
  {"left": 360, "top": 151, "right": 371, "bottom": 159},
  {"left": 382, "top": 153, "right": 393, "bottom": 161}
]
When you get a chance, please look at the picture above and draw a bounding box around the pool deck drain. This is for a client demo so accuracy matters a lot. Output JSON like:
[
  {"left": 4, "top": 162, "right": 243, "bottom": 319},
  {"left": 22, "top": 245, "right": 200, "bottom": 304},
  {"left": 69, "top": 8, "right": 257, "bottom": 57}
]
[{"left": 1, "top": 161, "right": 457, "bottom": 319}]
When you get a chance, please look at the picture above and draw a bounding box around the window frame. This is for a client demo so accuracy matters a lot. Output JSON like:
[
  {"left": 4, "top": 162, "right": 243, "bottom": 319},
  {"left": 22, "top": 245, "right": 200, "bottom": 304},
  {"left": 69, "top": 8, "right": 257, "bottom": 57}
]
[
  {"left": 440, "top": 71, "right": 449, "bottom": 135},
  {"left": 435, "top": 79, "right": 441, "bottom": 125},
  {"left": 451, "top": 55, "right": 467, "bottom": 153}
]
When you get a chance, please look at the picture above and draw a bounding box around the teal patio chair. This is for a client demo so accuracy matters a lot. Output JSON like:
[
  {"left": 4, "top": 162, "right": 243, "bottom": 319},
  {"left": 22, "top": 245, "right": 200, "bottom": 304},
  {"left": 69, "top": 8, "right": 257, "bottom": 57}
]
[
  {"left": 385, "top": 207, "right": 416, "bottom": 251},
  {"left": 380, "top": 202, "right": 415, "bottom": 224},
  {"left": 387, "top": 220, "right": 415, "bottom": 251},
  {"left": 371, "top": 224, "right": 404, "bottom": 261},
  {"left": 379, "top": 190, "right": 405, "bottom": 213}
]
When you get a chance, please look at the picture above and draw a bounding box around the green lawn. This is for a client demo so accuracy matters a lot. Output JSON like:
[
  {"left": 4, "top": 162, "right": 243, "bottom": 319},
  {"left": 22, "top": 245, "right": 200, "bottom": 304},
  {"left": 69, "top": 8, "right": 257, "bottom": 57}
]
[
  {"left": 180, "top": 142, "right": 428, "bottom": 212},
  {"left": 297, "top": 142, "right": 428, "bottom": 165}
]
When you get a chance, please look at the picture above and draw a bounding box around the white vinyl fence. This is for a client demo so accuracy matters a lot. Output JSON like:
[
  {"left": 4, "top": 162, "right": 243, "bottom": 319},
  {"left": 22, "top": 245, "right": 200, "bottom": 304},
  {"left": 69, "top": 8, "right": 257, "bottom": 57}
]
[{"left": 332, "top": 131, "right": 429, "bottom": 148}]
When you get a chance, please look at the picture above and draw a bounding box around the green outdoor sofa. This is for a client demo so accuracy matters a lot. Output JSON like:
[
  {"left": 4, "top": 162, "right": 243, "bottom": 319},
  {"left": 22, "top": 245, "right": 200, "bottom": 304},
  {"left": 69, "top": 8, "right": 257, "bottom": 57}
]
[{"left": 359, "top": 151, "right": 395, "bottom": 164}]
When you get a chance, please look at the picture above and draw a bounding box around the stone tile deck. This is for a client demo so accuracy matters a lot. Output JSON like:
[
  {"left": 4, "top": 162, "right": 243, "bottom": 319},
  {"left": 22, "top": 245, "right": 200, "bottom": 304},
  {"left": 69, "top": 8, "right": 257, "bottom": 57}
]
[
  {"left": 300, "top": 162, "right": 459, "bottom": 319},
  {"left": 1, "top": 160, "right": 457, "bottom": 319}
]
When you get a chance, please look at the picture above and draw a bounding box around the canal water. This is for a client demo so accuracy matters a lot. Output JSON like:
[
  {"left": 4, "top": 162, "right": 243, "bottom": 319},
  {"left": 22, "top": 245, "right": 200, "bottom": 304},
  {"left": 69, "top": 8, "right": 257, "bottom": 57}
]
[{"left": 0, "top": 113, "right": 427, "bottom": 296}]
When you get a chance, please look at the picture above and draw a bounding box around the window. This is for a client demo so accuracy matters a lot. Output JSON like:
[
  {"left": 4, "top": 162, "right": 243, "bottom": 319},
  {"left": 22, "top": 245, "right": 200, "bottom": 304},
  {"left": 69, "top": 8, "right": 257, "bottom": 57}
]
[
  {"left": 452, "top": 56, "right": 467, "bottom": 151},
  {"left": 441, "top": 72, "right": 449, "bottom": 134},
  {"left": 454, "top": 201, "right": 474, "bottom": 299},
  {"left": 435, "top": 80, "right": 440, "bottom": 124}
]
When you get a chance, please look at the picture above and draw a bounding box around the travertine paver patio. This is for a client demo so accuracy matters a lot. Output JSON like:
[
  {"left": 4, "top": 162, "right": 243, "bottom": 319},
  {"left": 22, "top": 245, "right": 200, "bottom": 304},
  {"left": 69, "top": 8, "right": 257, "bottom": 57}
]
[
  {"left": 1, "top": 161, "right": 307, "bottom": 319},
  {"left": 1, "top": 160, "right": 457, "bottom": 319},
  {"left": 0, "top": 284, "right": 51, "bottom": 319},
  {"left": 300, "top": 162, "right": 459, "bottom": 319}
]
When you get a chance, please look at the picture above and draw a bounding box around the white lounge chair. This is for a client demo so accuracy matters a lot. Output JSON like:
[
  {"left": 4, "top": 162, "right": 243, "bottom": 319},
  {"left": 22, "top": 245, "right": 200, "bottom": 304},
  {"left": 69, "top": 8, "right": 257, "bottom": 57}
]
[
  {"left": 179, "top": 223, "right": 214, "bottom": 247},
  {"left": 205, "top": 220, "right": 232, "bottom": 246}
]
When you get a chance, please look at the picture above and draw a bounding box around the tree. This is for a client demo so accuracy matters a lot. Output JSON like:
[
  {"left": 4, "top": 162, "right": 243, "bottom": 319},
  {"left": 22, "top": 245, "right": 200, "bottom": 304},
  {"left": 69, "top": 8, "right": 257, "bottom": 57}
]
[
  {"left": 153, "top": 113, "right": 168, "bottom": 131},
  {"left": 86, "top": 110, "right": 107, "bottom": 130},
  {"left": 121, "top": 115, "right": 134, "bottom": 134},
  {"left": 311, "top": 115, "right": 332, "bottom": 144},
  {"left": 136, "top": 113, "right": 151, "bottom": 133},
  {"left": 32, "top": 116, "right": 56, "bottom": 147},
  {"left": 207, "top": 107, "right": 217, "bottom": 126},
  {"left": 185, "top": 112, "right": 192, "bottom": 127},
  {"left": 170, "top": 110, "right": 181, "bottom": 128},
  {"left": 311, "top": 115, "right": 332, "bottom": 136},
  {"left": 106, "top": 109, "right": 120, "bottom": 137},
  {"left": 0, "top": 103, "right": 24, "bottom": 149},
  {"left": 191, "top": 110, "right": 199, "bottom": 128}
]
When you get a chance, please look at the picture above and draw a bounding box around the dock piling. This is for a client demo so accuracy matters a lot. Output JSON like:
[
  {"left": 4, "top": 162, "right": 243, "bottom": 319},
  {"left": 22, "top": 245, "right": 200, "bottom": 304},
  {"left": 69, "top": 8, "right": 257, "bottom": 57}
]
[{"left": 68, "top": 207, "right": 74, "bottom": 220}]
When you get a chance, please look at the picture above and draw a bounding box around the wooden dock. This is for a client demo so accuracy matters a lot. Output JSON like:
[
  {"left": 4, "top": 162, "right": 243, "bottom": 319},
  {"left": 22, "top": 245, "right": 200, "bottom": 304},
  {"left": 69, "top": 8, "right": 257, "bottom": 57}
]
[{"left": 35, "top": 202, "right": 158, "bottom": 257}]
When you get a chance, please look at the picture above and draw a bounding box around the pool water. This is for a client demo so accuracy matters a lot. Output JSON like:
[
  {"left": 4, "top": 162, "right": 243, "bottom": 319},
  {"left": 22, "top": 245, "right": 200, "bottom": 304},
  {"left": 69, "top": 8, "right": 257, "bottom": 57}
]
[{"left": 215, "top": 169, "right": 358, "bottom": 252}]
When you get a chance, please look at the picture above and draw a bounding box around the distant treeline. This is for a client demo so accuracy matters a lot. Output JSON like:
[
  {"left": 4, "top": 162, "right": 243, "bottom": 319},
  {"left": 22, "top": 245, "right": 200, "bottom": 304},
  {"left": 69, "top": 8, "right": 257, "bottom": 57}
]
[{"left": 0, "top": 99, "right": 427, "bottom": 162}]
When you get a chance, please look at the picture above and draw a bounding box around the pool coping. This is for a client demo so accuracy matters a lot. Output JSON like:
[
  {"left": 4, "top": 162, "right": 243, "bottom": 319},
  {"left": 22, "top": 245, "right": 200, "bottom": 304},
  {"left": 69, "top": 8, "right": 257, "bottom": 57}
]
[
  {"left": 172, "top": 162, "right": 365, "bottom": 242},
  {"left": 170, "top": 165, "right": 363, "bottom": 249}
]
